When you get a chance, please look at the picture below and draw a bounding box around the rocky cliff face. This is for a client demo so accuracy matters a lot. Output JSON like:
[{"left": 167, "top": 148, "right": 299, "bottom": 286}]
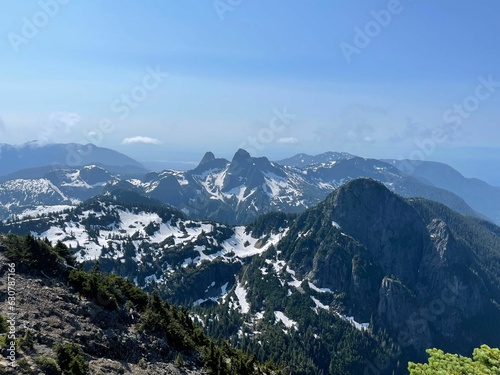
[
  {"left": 377, "top": 277, "right": 426, "bottom": 344},
  {"left": 325, "top": 179, "right": 428, "bottom": 288},
  {"left": 278, "top": 179, "right": 500, "bottom": 356}
]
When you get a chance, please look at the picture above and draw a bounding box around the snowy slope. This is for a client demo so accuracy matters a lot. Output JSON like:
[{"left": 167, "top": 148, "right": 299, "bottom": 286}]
[{"left": 1, "top": 196, "right": 288, "bottom": 308}]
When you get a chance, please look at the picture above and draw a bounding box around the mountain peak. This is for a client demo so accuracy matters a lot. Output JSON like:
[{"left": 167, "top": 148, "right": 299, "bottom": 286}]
[
  {"left": 326, "top": 177, "right": 426, "bottom": 287},
  {"left": 337, "top": 177, "right": 387, "bottom": 195},
  {"left": 232, "top": 148, "right": 251, "bottom": 163},
  {"left": 326, "top": 178, "right": 396, "bottom": 213},
  {"left": 198, "top": 151, "right": 216, "bottom": 166}
]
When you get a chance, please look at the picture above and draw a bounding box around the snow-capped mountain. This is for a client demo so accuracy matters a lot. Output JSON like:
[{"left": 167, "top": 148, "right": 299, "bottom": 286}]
[
  {"left": 129, "top": 149, "right": 327, "bottom": 224},
  {"left": 0, "top": 165, "right": 120, "bottom": 219},
  {"left": 0, "top": 147, "right": 482, "bottom": 225},
  {"left": 138, "top": 149, "right": 479, "bottom": 224},
  {"left": 0, "top": 190, "right": 287, "bottom": 295}
]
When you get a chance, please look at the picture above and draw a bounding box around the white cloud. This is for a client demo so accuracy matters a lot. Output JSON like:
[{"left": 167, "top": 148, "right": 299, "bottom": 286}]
[
  {"left": 36, "top": 111, "right": 83, "bottom": 145},
  {"left": 122, "top": 136, "right": 162, "bottom": 145},
  {"left": 276, "top": 137, "right": 298, "bottom": 144},
  {"left": 49, "top": 111, "right": 82, "bottom": 128}
]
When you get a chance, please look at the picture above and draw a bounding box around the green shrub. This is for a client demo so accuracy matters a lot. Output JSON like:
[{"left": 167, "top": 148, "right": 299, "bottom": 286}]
[
  {"left": 408, "top": 345, "right": 500, "bottom": 374},
  {"left": 17, "top": 358, "right": 32, "bottom": 372},
  {"left": 54, "top": 343, "right": 88, "bottom": 375},
  {"left": 0, "top": 315, "right": 8, "bottom": 333},
  {"left": 174, "top": 353, "right": 184, "bottom": 367},
  {"left": 35, "top": 355, "right": 62, "bottom": 375},
  {"left": 2, "top": 234, "right": 75, "bottom": 277},
  {"left": 19, "top": 330, "right": 35, "bottom": 351},
  {"left": 0, "top": 334, "right": 18, "bottom": 351},
  {"left": 68, "top": 264, "right": 148, "bottom": 311}
]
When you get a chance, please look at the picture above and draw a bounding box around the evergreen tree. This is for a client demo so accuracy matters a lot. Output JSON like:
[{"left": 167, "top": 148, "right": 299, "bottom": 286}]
[{"left": 408, "top": 345, "right": 500, "bottom": 375}]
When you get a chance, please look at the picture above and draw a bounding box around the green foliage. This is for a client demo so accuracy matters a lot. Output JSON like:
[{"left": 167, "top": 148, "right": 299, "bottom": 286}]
[
  {"left": 54, "top": 343, "right": 89, "bottom": 375},
  {"left": 140, "top": 290, "right": 198, "bottom": 351},
  {"left": 139, "top": 290, "right": 276, "bottom": 374},
  {"left": 35, "top": 355, "right": 62, "bottom": 375},
  {"left": 174, "top": 353, "right": 184, "bottom": 367},
  {"left": 245, "top": 212, "right": 296, "bottom": 238},
  {"left": 200, "top": 248, "right": 396, "bottom": 375},
  {"left": 1, "top": 233, "right": 76, "bottom": 276},
  {"left": 0, "top": 334, "right": 9, "bottom": 349},
  {"left": 161, "top": 260, "right": 241, "bottom": 306},
  {"left": 69, "top": 263, "right": 149, "bottom": 311},
  {"left": 157, "top": 242, "right": 199, "bottom": 269},
  {"left": 408, "top": 345, "right": 500, "bottom": 375},
  {"left": 17, "top": 358, "right": 32, "bottom": 372},
  {"left": 0, "top": 315, "right": 8, "bottom": 333},
  {"left": 19, "top": 329, "right": 35, "bottom": 351},
  {"left": 201, "top": 339, "right": 272, "bottom": 375}
]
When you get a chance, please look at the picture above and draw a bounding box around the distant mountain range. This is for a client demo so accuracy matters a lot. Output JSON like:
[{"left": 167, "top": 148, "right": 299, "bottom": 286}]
[
  {"left": 0, "top": 164, "right": 122, "bottom": 219},
  {"left": 277, "top": 151, "right": 355, "bottom": 168},
  {"left": 386, "top": 159, "right": 500, "bottom": 224},
  {"left": 0, "top": 142, "right": 147, "bottom": 176},
  {"left": 136, "top": 149, "right": 479, "bottom": 224},
  {"left": 1, "top": 143, "right": 500, "bottom": 226}
]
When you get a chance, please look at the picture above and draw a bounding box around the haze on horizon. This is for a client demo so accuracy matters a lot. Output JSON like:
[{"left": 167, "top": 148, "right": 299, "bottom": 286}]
[{"left": 1, "top": 1, "right": 499, "bottom": 183}]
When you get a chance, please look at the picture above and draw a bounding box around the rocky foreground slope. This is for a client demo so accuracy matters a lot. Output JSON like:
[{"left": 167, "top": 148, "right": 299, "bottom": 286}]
[{"left": 0, "top": 234, "right": 278, "bottom": 375}]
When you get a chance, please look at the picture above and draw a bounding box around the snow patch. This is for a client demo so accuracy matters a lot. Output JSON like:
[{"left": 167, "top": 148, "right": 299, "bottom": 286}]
[
  {"left": 341, "top": 315, "right": 370, "bottom": 331},
  {"left": 311, "top": 296, "right": 329, "bottom": 314},
  {"left": 308, "top": 282, "right": 333, "bottom": 294},
  {"left": 274, "top": 311, "right": 298, "bottom": 330},
  {"left": 234, "top": 281, "right": 250, "bottom": 314}
]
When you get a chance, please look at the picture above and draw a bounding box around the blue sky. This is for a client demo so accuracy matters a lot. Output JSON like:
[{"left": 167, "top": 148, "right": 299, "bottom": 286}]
[{"left": 1, "top": 0, "right": 499, "bottom": 181}]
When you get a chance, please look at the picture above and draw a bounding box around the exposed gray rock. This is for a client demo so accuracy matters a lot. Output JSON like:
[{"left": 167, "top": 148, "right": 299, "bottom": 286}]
[{"left": 0, "top": 256, "right": 207, "bottom": 374}]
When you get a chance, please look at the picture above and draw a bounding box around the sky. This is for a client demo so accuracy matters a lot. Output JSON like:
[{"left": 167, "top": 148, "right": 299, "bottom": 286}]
[{"left": 0, "top": 0, "right": 499, "bottom": 182}]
